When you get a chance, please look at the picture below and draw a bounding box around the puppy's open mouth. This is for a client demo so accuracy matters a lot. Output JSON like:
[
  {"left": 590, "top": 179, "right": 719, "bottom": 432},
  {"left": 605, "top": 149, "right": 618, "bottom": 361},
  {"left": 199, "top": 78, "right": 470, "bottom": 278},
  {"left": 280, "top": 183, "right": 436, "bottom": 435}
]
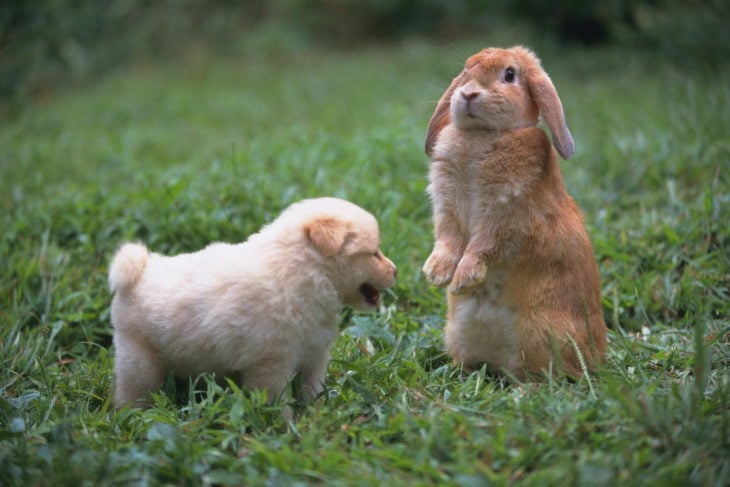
[{"left": 359, "top": 283, "right": 380, "bottom": 306}]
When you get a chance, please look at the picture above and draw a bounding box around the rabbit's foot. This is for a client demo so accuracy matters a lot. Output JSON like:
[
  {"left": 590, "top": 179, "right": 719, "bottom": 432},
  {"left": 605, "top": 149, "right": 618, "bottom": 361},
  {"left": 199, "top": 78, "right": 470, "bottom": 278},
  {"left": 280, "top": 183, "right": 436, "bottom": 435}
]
[
  {"left": 449, "top": 253, "right": 487, "bottom": 294},
  {"left": 423, "top": 247, "right": 460, "bottom": 287}
]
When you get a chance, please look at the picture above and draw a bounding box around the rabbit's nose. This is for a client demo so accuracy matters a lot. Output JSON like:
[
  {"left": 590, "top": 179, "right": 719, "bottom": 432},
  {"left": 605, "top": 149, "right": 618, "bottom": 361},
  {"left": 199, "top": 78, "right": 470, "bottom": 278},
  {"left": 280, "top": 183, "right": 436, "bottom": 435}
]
[{"left": 461, "top": 90, "right": 480, "bottom": 101}]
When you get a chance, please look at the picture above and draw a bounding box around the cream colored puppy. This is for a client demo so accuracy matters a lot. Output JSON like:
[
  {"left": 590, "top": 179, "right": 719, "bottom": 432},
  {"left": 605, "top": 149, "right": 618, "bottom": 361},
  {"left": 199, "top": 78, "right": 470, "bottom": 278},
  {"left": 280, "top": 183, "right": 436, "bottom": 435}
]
[{"left": 109, "top": 197, "right": 397, "bottom": 408}]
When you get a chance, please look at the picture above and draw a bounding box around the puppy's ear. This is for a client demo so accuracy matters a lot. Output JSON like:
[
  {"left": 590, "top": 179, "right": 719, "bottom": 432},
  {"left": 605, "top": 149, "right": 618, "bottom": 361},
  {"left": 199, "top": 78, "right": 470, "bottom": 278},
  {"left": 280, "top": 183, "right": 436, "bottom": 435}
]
[
  {"left": 304, "top": 217, "right": 350, "bottom": 257},
  {"left": 425, "top": 69, "right": 466, "bottom": 157}
]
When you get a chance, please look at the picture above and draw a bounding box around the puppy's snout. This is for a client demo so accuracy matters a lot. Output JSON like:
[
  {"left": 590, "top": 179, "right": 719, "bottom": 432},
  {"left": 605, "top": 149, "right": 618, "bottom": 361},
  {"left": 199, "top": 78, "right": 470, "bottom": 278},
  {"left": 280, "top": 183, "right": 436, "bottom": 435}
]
[{"left": 383, "top": 255, "right": 397, "bottom": 279}]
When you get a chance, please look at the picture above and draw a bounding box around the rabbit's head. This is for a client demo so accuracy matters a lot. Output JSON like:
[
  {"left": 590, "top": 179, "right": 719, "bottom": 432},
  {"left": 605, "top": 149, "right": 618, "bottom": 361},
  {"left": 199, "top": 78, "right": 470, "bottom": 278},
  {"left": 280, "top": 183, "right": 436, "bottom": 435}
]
[{"left": 426, "top": 46, "right": 574, "bottom": 160}]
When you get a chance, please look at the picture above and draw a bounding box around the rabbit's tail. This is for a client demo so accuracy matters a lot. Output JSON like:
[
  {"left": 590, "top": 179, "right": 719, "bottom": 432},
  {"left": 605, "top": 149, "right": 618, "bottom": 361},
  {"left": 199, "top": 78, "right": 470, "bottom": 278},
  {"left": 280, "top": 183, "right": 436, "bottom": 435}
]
[{"left": 109, "top": 243, "right": 149, "bottom": 294}]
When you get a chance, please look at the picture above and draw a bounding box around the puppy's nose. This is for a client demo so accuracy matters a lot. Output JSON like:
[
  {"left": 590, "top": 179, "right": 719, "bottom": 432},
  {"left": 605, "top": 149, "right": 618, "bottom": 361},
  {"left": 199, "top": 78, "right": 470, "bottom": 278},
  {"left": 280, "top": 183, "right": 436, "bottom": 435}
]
[{"left": 393, "top": 265, "right": 398, "bottom": 278}]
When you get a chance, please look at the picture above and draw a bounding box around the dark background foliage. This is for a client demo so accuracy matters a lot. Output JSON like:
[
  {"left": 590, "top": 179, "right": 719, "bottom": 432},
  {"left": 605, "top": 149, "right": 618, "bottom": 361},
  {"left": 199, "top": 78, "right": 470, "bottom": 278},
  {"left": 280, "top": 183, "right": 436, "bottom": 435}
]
[{"left": 1, "top": 0, "right": 728, "bottom": 114}]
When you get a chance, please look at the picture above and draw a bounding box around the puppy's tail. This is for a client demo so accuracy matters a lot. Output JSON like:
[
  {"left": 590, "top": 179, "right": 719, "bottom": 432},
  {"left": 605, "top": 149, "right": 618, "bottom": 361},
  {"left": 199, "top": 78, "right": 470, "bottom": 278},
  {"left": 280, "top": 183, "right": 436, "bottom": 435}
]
[{"left": 109, "top": 243, "right": 149, "bottom": 294}]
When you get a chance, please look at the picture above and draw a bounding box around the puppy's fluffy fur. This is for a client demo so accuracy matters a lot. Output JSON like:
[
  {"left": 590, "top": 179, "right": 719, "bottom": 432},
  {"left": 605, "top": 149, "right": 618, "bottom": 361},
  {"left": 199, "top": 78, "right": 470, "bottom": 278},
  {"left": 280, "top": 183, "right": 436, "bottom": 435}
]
[
  {"left": 109, "top": 197, "right": 396, "bottom": 408},
  {"left": 423, "top": 46, "right": 606, "bottom": 378}
]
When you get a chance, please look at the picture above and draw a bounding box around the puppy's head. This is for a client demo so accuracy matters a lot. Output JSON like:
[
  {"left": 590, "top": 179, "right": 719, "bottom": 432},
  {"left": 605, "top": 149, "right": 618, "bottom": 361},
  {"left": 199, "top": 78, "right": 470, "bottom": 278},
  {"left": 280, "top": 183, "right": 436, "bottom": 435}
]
[{"left": 299, "top": 198, "right": 397, "bottom": 309}]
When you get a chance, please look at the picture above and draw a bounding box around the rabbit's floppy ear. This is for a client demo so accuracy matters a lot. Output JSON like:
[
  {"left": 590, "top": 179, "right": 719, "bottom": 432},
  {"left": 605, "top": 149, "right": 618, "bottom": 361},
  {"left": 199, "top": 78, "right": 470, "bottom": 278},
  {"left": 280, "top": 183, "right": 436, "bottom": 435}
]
[
  {"left": 304, "top": 217, "right": 350, "bottom": 257},
  {"left": 526, "top": 67, "right": 574, "bottom": 160},
  {"left": 425, "top": 69, "right": 466, "bottom": 157}
]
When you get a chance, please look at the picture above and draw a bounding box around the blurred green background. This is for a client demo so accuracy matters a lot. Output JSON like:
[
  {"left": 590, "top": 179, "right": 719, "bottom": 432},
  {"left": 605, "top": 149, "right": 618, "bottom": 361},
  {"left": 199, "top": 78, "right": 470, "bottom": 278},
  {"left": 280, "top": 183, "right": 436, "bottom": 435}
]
[
  {"left": 1, "top": 2, "right": 728, "bottom": 484},
  {"left": 2, "top": 0, "right": 728, "bottom": 114}
]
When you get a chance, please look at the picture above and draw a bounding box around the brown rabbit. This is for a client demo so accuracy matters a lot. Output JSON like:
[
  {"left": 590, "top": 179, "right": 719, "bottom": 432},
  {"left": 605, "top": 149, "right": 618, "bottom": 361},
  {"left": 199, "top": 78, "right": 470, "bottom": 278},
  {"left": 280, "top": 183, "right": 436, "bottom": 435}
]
[{"left": 422, "top": 46, "right": 606, "bottom": 378}]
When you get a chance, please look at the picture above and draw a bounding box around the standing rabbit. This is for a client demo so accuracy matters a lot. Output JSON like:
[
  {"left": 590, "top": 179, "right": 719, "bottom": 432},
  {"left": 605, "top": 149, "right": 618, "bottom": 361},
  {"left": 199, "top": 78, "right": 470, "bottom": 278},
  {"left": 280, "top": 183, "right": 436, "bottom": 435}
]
[{"left": 423, "top": 46, "right": 606, "bottom": 378}]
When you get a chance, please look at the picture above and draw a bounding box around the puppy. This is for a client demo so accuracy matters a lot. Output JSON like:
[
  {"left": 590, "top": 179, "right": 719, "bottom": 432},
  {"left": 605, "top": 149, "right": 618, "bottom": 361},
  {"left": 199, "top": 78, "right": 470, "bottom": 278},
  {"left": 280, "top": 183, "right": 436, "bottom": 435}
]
[{"left": 109, "top": 197, "right": 397, "bottom": 408}]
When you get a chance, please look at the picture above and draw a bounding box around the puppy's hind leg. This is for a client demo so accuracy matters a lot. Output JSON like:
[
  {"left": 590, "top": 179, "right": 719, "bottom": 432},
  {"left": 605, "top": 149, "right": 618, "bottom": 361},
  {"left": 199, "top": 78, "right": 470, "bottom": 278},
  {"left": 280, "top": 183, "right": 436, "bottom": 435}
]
[{"left": 113, "top": 335, "right": 165, "bottom": 408}]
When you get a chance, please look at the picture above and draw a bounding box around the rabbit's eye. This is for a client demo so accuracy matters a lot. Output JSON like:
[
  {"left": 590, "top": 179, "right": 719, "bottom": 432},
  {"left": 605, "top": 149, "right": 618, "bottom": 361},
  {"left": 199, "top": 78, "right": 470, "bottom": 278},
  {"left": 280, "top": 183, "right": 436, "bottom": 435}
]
[{"left": 504, "top": 67, "right": 516, "bottom": 83}]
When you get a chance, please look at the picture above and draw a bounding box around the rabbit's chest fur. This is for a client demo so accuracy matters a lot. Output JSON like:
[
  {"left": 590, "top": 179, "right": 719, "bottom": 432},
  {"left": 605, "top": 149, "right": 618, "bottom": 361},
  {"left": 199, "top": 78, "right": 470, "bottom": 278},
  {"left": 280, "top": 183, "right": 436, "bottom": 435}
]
[
  {"left": 430, "top": 126, "right": 554, "bottom": 368},
  {"left": 430, "top": 126, "right": 548, "bottom": 234}
]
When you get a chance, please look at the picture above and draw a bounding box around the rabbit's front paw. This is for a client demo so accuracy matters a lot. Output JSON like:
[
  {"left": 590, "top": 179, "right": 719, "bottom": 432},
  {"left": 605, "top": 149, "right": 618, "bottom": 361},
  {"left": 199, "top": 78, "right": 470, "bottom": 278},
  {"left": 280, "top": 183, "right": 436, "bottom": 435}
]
[
  {"left": 423, "top": 247, "right": 460, "bottom": 287},
  {"left": 449, "top": 253, "right": 487, "bottom": 294}
]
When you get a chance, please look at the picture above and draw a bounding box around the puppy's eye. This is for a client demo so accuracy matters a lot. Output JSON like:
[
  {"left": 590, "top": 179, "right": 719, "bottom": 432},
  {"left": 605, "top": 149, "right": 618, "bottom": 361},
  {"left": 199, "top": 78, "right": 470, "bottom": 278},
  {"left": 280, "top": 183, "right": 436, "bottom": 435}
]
[
  {"left": 373, "top": 250, "right": 381, "bottom": 258},
  {"left": 504, "top": 67, "right": 516, "bottom": 83}
]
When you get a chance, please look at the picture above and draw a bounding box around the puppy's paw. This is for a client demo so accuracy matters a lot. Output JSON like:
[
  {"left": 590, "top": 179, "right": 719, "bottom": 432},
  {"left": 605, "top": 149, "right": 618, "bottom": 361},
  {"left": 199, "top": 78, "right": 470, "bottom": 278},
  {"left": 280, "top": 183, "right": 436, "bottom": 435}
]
[
  {"left": 449, "top": 253, "right": 487, "bottom": 294},
  {"left": 423, "top": 248, "right": 460, "bottom": 287}
]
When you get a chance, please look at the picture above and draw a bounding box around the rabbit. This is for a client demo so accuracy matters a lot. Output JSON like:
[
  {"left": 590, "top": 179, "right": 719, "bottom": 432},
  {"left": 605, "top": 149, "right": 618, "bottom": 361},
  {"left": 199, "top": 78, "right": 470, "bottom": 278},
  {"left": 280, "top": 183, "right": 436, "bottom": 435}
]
[{"left": 422, "top": 46, "right": 606, "bottom": 378}]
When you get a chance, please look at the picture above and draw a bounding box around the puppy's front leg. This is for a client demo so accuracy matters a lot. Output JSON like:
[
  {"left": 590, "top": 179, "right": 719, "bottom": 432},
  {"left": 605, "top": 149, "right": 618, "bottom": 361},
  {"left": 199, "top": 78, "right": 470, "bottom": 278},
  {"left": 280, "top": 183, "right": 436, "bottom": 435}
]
[
  {"left": 242, "top": 365, "right": 292, "bottom": 405},
  {"left": 299, "top": 352, "right": 329, "bottom": 402}
]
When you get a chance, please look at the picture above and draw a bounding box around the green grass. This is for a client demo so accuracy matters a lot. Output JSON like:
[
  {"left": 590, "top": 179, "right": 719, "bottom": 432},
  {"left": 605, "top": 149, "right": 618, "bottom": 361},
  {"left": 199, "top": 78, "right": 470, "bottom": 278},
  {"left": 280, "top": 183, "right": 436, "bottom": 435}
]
[{"left": 1, "top": 36, "right": 728, "bottom": 486}]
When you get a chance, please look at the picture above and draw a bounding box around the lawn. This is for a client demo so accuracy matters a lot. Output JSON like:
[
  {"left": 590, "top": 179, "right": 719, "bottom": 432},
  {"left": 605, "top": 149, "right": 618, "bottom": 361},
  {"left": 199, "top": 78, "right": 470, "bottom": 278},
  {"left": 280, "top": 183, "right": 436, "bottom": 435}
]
[{"left": 0, "top": 34, "right": 728, "bottom": 485}]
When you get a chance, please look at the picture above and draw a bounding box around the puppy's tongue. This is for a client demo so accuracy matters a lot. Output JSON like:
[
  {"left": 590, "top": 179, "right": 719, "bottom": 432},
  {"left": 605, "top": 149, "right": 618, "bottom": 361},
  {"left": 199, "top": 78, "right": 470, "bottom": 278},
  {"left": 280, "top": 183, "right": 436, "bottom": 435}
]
[{"left": 359, "top": 283, "right": 380, "bottom": 306}]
